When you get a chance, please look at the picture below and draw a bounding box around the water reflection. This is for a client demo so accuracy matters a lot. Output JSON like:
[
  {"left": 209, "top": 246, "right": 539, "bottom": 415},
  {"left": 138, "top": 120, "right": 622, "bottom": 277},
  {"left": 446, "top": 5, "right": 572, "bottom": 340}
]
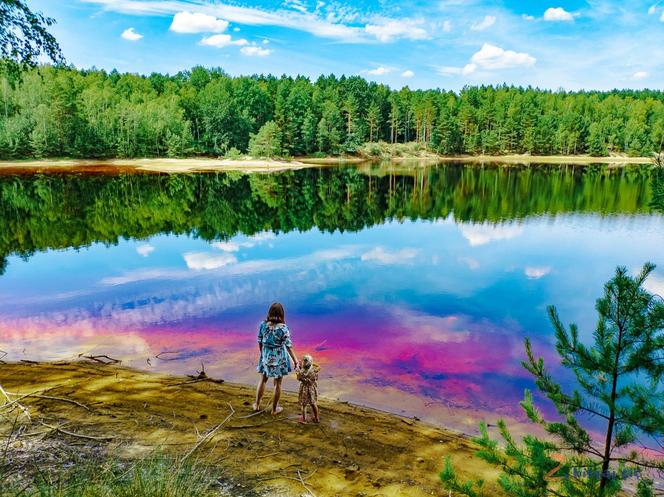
[{"left": 0, "top": 163, "right": 663, "bottom": 433}]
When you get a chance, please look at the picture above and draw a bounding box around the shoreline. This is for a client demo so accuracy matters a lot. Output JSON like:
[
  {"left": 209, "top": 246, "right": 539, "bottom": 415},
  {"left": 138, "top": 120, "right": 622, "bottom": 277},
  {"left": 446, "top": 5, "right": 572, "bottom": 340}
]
[
  {"left": 0, "top": 361, "right": 504, "bottom": 496},
  {"left": 0, "top": 154, "right": 654, "bottom": 174}
]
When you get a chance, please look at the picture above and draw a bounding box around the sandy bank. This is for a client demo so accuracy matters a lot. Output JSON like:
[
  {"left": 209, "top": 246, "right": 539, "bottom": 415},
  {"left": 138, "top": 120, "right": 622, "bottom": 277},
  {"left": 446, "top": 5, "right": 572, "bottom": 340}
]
[
  {"left": 0, "top": 154, "right": 653, "bottom": 174},
  {"left": 0, "top": 362, "right": 503, "bottom": 496}
]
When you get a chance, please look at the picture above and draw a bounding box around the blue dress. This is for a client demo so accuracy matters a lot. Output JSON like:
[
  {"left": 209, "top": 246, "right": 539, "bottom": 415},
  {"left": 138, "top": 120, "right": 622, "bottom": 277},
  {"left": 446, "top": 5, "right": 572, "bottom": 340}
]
[{"left": 256, "top": 321, "right": 293, "bottom": 378}]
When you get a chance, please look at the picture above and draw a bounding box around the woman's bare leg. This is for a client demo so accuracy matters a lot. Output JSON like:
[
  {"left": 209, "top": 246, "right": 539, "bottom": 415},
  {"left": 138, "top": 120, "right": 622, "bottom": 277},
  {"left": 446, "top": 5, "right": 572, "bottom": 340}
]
[
  {"left": 312, "top": 403, "right": 320, "bottom": 423},
  {"left": 253, "top": 374, "right": 268, "bottom": 411},
  {"left": 299, "top": 405, "right": 306, "bottom": 423},
  {"left": 272, "top": 377, "right": 283, "bottom": 414}
]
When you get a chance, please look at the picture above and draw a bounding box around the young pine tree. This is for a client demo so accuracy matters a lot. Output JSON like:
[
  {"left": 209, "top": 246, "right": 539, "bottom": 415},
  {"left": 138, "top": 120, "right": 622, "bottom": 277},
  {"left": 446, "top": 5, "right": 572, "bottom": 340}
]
[{"left": 442, "top": 263, "right": 664, "bottom": 497}]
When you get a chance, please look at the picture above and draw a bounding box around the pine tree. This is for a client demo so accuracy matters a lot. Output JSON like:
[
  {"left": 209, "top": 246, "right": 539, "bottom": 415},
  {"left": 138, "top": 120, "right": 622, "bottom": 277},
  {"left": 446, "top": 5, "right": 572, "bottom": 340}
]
[
  {"left": 442, "top": 263, "right": 664, "bottom": 497},
  {"left": 248, "top": 120, "right": 282, "bottom": 158}
]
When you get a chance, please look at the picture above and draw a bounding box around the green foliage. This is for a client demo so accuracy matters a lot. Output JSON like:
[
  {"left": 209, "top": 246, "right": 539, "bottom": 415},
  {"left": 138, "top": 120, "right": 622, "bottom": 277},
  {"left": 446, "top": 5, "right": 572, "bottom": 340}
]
[
  {"left": 2, "top": 65, "right": 664, "bottom": 159},
  {"left": 248, "top": 120, "right": 282, "bottom": 158},
  {"left": 0, "top": 454, "right": 218, "bottom": 497},
  {"left": 0, "top": 0, "right": 64, "bottom": 78},
  {"left": 442, "top": 264, "right": 664, "bottom": 497}
]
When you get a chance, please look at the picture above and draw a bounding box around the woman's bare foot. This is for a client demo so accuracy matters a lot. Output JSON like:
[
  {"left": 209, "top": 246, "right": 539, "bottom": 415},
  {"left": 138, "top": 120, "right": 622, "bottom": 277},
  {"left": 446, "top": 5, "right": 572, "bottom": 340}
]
[
  {"left": 298, "top": 414, "right": 306, "bottom": 424},
  {"left": 271, "top": 406, "right": 283, "bottom": 415},
  {"left": 252, "top": 403, "right": 260, "bottom": 412},
  {"left": 313, "top": 416, "right": 320, "bottom": 423}
]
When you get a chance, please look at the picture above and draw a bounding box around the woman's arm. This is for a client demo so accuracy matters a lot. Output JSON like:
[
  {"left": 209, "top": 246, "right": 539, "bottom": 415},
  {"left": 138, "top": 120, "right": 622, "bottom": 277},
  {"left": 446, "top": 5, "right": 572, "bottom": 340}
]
[{"left": 287, "top": 346, "right": 299, "bottom": 368}]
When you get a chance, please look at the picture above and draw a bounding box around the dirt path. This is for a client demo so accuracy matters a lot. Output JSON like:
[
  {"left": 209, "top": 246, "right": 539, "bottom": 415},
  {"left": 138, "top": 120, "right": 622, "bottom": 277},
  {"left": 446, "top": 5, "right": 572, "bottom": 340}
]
[{"left": 0, "top": 362, "right": 503, "bottom": 496}]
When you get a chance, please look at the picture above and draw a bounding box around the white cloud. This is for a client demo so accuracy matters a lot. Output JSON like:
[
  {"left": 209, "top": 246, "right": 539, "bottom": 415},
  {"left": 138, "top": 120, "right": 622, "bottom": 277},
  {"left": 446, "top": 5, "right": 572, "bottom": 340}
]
[
  {"left": 200, "top": 34, "right": 248, "bottom": 48},
  {"left": 469, "top": 43, "right": 535, "bottom": 71},
  {"left": 361, "top": 247, "right": 419, "bottom": 265},
  {"left": 522, "top": 14, "right": 536, "bottom": 21},
  {"left": 442, "top": 20, "right": 452, "bottom": 32},
  {"left": 365, "top": 66, "right": 392, "bottom": 76},
  {"left": 240, "top": 45, "right": 272, "bottom": 57},
  {"left": 170, "top": 11, "right": 229, "bottom": 33},
  {"left": 438, "top": 43, "right": 535, "bottom": 77},
  {"left": 524, "top": 266, "right": 552, "bottom": 279},
  {"left": 83, "top": 0, "right": 367, "bottom": 42},
  {"left": 543, "top": 7, "right": 575, "bottom": 22},
  {"left": 262, "top": 39, "right": 270, "bottom": 44},
  {"left": 136, "top": 244, "right": 155, "bottom": 257},
  {"left": 458, "top": 222, "right": 524, "bottom": 246},
  {"left": 661, "top": 10, "right": 664, "bottom": 21},
  {"left": 401, "top": 69, "right": 415, "bottom": 78},
  {"left": 364, "top": 18, "right": 429, "bottom": 42},
  {"left": 233, "top": 26, "right": 240, "bottom": 32},
  {"left": 183, "top": 252, "right": 237, "bottom": 270},
  {"left": 470, "top": 15, "right": 496, "bottom": 31},
  {"left": 121, "top": 27, "right": 143, "bottom": 41},
  {"left": 632, "top": 71, "right": 649, "bottom": 80},
  {"left": 212, "top": 241, "right": 240, "bottom": 252},
  {"left": 648, "top": 4, "right": 657, "bottom": 15}
]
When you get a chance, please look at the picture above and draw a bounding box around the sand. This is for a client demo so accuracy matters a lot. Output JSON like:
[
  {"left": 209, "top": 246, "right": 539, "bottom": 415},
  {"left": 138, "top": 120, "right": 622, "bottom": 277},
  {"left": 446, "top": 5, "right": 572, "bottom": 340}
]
[
  {"left": 0, "top": 362, "right": 504, "bottom": 496},
  {"left": 0, "top": 154, "right": 653, "bottom": 175}
]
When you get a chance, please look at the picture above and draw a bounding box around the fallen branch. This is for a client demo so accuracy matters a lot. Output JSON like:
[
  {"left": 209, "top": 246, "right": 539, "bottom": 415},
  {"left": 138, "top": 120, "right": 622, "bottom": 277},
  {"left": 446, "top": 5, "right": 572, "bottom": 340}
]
[
  {"left": 182, "top": 403, "right": 235, "bottom": 462},
  {"left": 227, "top": 417, "right": 286, "bottom": 430},
  {"left": 5, "top": 392, "right": 90, "bottom": 411},
  {"left": 297, "top": 469, "right": 318, "bottom": 497},
  {"left": 0, "top": 384, "right": 30, "bottom": 421},
  {"left": 156, "top": 351, "right": 185, "bottom": 361},
  {"left": 80, "top": 354, "right": 121, "bottom": 365},
  {"left": 39, "top": 421, "right": 115, "bottom": 441}
]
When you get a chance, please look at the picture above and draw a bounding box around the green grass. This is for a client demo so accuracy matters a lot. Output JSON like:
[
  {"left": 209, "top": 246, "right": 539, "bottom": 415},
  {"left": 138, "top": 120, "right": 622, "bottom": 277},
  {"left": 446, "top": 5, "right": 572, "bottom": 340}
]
[{"left": 0, "top": 455, "right": 221, "bottom": 497}]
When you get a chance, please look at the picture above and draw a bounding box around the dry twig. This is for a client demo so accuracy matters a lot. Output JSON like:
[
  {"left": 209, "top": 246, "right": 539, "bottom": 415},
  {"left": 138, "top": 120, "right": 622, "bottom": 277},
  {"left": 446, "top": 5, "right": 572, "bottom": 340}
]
[
  {"left": 182, "top": 403, "right": 235, "bottom": 462},
  {"left": 39, "top": 421, "right": 114, "bottom": 441}
]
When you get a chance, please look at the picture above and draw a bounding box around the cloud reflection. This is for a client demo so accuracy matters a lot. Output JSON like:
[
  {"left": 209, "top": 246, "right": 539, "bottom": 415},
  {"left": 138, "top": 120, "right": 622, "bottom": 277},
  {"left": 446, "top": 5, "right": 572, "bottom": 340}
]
[{"left": 459, "top": 222, "right": 524, "bottom": 246}]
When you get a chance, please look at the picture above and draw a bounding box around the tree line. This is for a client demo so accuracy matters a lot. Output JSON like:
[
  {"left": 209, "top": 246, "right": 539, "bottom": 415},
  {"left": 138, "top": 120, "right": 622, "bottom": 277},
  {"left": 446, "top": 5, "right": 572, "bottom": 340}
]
[
  {"left": 1, "top": 65, "right": 664, "bottom": 160},
  {"left": 0, "top": 163, "right": 658, "bottom": 275}
]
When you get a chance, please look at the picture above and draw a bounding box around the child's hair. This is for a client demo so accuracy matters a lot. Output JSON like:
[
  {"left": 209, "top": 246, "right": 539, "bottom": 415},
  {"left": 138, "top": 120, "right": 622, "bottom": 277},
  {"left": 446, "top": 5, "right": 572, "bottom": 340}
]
[
  {"left": 302, "top": 354, "right": 313, "bottom": 368},
  {"left": 266, "top": 302, "right": 285, "bottom": 324}
]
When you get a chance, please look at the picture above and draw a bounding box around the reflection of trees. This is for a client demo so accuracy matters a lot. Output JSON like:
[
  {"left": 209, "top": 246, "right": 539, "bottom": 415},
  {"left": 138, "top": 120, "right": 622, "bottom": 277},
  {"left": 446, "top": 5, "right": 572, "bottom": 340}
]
[
  {"left": 651, "top": 166, "right": 664, "bottom": 214},
  {"left": 0, "top": 164, "right": 657, "bottom": 274}
]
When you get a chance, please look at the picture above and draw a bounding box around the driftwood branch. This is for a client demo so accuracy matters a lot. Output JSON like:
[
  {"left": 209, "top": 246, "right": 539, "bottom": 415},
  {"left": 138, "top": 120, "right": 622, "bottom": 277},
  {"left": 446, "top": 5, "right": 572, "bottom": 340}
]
[
  {"left": 4, "top": 392, "right": 90, "bottom": 411},
  {"left": 182, "top": 403, "right": 235, "bottom": 462},
  {"left": 0, "top": 384, "right": 31, "bottom": 421},
  {"left": 79, "top": 354, "right": 121, "bottom": 365},
  {"left": 39, "top": 421, "right": 114, "bottom": 441}
]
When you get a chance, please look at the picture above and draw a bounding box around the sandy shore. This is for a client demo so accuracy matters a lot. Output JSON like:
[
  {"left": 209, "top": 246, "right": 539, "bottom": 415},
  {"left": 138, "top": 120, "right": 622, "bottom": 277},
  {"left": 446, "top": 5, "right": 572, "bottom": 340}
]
[
  {"left": 0, "top": 154, "right": 653, "bottom": 174},
  {"left": 0, "top": 362, "right": 504, "bottom": 496}
]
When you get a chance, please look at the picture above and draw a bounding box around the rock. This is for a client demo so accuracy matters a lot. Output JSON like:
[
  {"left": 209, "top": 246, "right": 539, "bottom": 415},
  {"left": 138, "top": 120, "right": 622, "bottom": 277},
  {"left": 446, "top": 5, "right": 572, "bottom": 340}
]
[{"left": 416, "top": 457, "right": 425, "bottom": 463}]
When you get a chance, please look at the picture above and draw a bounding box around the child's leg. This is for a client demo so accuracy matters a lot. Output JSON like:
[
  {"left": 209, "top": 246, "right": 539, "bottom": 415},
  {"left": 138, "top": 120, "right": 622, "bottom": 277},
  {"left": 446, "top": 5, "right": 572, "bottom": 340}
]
[
  {"left": 299, "top": 405, "right": 306, "bottom": 424},
  {"left": 312, "top": 403, "right": 320, "bottom": 422}
]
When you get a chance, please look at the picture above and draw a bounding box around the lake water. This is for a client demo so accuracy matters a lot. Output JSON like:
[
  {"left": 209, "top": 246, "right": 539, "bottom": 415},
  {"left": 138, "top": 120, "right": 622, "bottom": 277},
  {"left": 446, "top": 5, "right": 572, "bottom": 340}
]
[{"left": 1, "top": 163, "right": 663, "bottom": 434}]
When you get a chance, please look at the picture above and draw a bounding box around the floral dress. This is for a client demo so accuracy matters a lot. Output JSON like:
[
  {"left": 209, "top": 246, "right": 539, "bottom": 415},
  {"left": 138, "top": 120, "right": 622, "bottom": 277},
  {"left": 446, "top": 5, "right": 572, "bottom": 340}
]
[
  {"left": 297, "top": 365, "right": 319, "bottom": 407},
  {"left": 256, "top": 321, "right": 293, "bottom": 378}
]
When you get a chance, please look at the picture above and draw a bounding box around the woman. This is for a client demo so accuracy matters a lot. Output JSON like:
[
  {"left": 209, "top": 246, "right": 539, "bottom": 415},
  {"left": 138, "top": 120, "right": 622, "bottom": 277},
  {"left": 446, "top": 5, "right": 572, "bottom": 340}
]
[{"left": 253, "top": 302, "right": 299, "bottom": 415}]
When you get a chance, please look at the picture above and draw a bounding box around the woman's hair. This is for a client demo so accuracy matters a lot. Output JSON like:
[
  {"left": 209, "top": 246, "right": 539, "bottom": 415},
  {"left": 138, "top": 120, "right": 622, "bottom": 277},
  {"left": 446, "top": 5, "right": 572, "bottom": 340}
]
[{"left": 266, "top": 302, "right": 285, "bottom": 324}]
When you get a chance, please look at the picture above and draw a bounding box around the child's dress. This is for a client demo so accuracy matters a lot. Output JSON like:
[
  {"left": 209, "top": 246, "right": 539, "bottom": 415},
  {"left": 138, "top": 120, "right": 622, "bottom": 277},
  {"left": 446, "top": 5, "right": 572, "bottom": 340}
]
[
  {"left": 297, "top": 365, "right": 319, "bottom": 407},
  {"left": 256, "top": 321, "right": 293, "bottom": 378}
]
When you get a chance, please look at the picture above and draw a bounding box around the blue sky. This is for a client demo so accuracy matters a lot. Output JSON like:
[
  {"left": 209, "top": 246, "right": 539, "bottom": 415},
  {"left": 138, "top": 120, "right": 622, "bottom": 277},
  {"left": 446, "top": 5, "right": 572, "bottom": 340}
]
[{"left": 31, "top": 0, "right": 664, "bottom": 90}]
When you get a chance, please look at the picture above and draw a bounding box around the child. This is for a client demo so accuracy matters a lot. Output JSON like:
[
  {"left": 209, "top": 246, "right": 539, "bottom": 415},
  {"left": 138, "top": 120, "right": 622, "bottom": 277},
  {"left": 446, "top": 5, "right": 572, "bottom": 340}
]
[{"left": 296, "top": 354, "right": 320, "bottom": 423}]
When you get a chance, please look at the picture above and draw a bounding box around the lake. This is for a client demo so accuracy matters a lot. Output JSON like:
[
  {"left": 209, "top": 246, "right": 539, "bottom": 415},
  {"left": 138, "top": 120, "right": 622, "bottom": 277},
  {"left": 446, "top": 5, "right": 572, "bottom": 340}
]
[{"left": 1, "top": 163, "right": 663, "bottom": 434}]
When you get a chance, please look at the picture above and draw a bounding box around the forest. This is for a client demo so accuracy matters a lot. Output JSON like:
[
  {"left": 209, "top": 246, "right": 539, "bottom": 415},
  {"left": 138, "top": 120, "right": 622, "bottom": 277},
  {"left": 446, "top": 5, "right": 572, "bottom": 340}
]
[
  {"left": 1, "top": 65, "right": 663, "bottom": 160},
  {"left": 1, "top": 163, "right": 660, "bottom": 275}
]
